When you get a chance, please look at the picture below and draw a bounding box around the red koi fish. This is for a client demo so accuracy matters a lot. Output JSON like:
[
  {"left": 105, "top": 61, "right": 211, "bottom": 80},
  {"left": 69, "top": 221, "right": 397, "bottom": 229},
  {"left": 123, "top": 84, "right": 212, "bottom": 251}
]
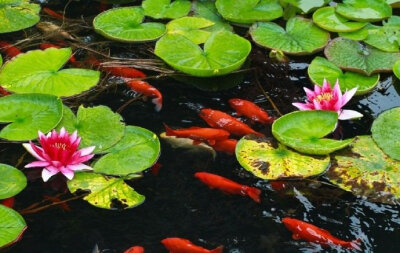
[
  {"left": 161, "top": 238, "right": 223, "bottom": 253},
  {"left": 42, "top": 7, "right": 66, "bottom": 21},
  {"left": 199, "top": 108, "right": 264, "bottom": 137},
  {"left": 282, "top": 217, "right": 361, "bottom": 250},
  {"left": 40, "top": 43, "right": 78, "bottom": 65},
  {"left": 164, "top": 124, "right": 230, "bottom": 145},
  {"left": 194, "top": 172, "right": 261, "bottom": 203},
  {"left": 99, "top": 0, "right": 109, "bottom": 12},
  {"left": 270, "top": 181, "right": 286, "bottom": 191},
  {"left": 0, "top": 41, "right": 22, "bottom": 58},
  {"left": 151, "top": 162, "right": 162, "bottom": 176},
  {"left": 228, "top": 98, "right": 274, "bottom": 124},
  {"left": 209, "top": 139, "right": 237, "bottom": 155},
  {"left": 124, "top": 246, "right": 145, "bottom": 253},
  {"left": 125, "top": 79, "right": 162, "bottom": 111},
  {"left": 1, "top": 197, "right": 15, "bottom": 208},
  {"left": 87, "top": 58, "right": 146, "bottom": 78}
]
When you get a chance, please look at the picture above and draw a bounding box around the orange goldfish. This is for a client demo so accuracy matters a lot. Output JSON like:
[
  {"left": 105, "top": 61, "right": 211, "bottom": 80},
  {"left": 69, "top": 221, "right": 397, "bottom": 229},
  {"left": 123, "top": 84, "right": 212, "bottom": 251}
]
[
  {"left": 228, "top": 98, "right": 274, "bottom": 124},
  {"left": 164, "top": 124, "right": 230, "bottom": 145},
  {"left": 161, "top": 238, "right": 223, "bottom": 253}
]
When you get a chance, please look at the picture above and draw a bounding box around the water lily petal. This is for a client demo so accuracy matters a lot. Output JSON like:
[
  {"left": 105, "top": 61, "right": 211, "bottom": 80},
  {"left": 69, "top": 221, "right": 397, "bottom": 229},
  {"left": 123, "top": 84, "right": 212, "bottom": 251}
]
[
  {"left": 60, "top": 167, "right": 74, "bottom": 180},
  {"left": 313, "top": 100, "right": 322, "bottom": 110},
  {"left": 338, "top": 110, "right": 363, "bottom": 120},
  {"left": 79, "top": 146, "right": 95, "bottom": 156},
  {"left": 67, "top": 164, "right": 93, "bottom": 171},
  {"left": 42, "top": 168, "right": 59, "bottom": 182},
  {"left": 72, "top": 154, "right": 95, "bottom": 164},
  {"left": 321, "top": 78, "right": 331, "bottom": 92},
  {"left": 23, "top": 143, "right": 46, "bottom": 161},
  {"left": 292, "top": 102, "right": 312, "bottom": 110},
  {"left": 341, "top": 87, "right": 357, "bottom": 106},
  {"left": 25, "top": 161, "right": 50, "bottom": 168},
  {"left": 304, "top": 87, "right": 315, "bottom": 100}
]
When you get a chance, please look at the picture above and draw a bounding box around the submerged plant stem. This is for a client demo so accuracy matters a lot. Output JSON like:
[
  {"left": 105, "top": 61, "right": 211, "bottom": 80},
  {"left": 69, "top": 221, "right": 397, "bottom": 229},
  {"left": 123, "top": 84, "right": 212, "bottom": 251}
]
[
  {"left": 19, "top": 194, "right": 85, "bottom": 215},
  {"left": 254, "top": 72, "right": 282, "bottom": 116},
  {"left": 117, "top": 96, "right": 143, "bottom": 114}
]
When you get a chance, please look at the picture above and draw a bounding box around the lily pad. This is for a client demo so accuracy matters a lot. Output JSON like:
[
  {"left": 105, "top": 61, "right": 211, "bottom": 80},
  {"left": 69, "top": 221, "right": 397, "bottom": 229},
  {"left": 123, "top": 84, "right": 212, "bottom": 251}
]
[
  {"left": 336, "top": 0, "right": 392, "bottom": 22},
  {"left": 313, "top": 7, "right": 368, "bottom": 32},
  {"left": 155, "top": 30, "right": 251, "bottom": 77},
  {"left": 0, "top": 93, "right": 62, "bottom": 141},
  {"left": 67, "top": 172, "right": 145, "bottom": 210},
  {"left": 166, "top": 17, "right": 214, "bottom": 44},
  {"left": 395, "top": 59, "right": 400, "bottom": 79},
  {"left": 0, "top": 164, "right": 26, "bottom": 200},
  {"left": 272, "top": 110, "right": 354, "bottom": 155},
  {"left": 387, "top": 0, "right": 400, "bottom": 7},
  {"left": 0, "top": 205, "right": 26, "bottom": 248},
  {"left": 326, "top": 136, "right": 400, "bottom": 204},
  {"left": 249, "top": 16, "right": 330, "bottom": 55},
  {"left": 0, "top": 48, "right": 100, "bottom": 97},
  {"left": 308, "top": 56, "right": 380, "bottom": 95},
  {"left": 94, "top": 126, "right": 160, "bottom": 176},
  {"left": 93, "top": 7, "right": 166, "bottom": 42},
  {"left": 236, "top": 135, "right": 330, "bottom": 180},
  {"left": 142, "top": 0, "right": 191, "bottom": 19},
  {"left": 282, "top": 0, "right": 330, "bottom": 13},
  {"left": 324, "top": 37, "right": 400, "bottom": 75},
  {"left": 0, "top": 0, "right": 40, "bottom": 33},
  {"left": 193, "top": 0, "right": 233, "bottom": 32},
  {"left": 215, "top": 0, "right": 283, "bottom": 24},
  {"left": 55, "top": 105, "right": 76, "bottom": 133},
  {"left": 0, "top": 55, "right": 2, "bottom": 66},
  {"left": 371, "top": 107, "right": 400, "bottom": 161}
]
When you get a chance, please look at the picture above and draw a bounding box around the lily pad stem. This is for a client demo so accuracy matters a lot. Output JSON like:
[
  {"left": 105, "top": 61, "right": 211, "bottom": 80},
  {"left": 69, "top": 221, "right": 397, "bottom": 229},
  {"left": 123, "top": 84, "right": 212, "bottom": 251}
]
[{"left": 254, "top": 71, "right": 282, "bottom": 116}]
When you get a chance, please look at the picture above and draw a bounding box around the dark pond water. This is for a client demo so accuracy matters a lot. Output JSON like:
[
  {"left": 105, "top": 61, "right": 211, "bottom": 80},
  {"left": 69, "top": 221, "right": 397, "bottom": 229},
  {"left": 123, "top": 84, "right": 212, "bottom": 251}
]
[{"left": 2, "top": 1, "right": 400, "bottom": 253}]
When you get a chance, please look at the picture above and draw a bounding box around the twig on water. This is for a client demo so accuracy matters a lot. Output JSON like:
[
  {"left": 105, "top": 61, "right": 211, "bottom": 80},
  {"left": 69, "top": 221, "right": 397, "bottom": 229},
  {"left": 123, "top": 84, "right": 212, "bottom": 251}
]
[
  {"left": 116, "top": 96, "right": 143, "bottom": 114},
  {"left": 19, "top": 194, "right": 85, "bottom": 215},
  {"left": 254, "top": 71, "right": 282, "bottom": 116}
]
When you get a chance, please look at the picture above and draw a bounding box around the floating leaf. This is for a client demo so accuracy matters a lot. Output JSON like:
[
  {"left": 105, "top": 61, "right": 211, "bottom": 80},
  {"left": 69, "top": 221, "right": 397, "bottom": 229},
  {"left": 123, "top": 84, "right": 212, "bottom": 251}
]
[
  {"left": 0, "top": 205, "right": 26, "bottom": 248},
  {"left": 0, "top": 48, "right": 100, "bottom": 97},
  {"left": 0, "top": 164, "right": 26, "bottom": 199},
  {"left": 395, "top": 59, "right": 400, "bottom": 79},
  {"left": 250, "top": 16, "right": 330, "bottom": 55},
  {"left": 93, "top": 7, "right": 166, "bottom": 42},
  {"left": 387, "top": 0, "right": 400, "bottom": 7},
  {"left": 155, "top": 31, "right": 251, "bottom": 77},
  {"left": 282, "top": 0, "right": 329, "bottom": 13},
  {"left": 272, "top": 110, "right": 354, "bottom": 155},
  {"left": 142, "top": 0, "right": 191, "bottom": 19},
  {"left": 55, "top": 105, "right": 76, "bottom": 133},
  {"left": 371, "top": 107, "right": 400, "bottom": 161},
  {"left": 0, "top": 55, "right": 2, "bottom": 66},
  {"left": 0, "top": 0, "right": 40, "bottom": 33},
  {"left": 94, "top": 0, "right": 135, "bottom": 3},
  {"left": 192, "top": 0, "right": 233, "bottom": 32},
  {"left": 215, "top": 0, "right": 283, "bottom": 24},
  {"left": 336, "top": 0, "right": 392, "bottom": 22},
  {"left": 94, "top": 126, "right": 160, "bottom": 176},
  {"left": 166, "top": 17, "right": 214, "bottom": 44},
  {"left": 324, "top": 37, "right": 400, "bottom": 75},
  {"left": 308, "top": 56, "right": 380, "bottom": 95},
  {"left": 68, "top": 172, "right": 145, "bottom": 210},
  {"left": 0, "top": 94, "right": 62, "bottom": 141},
  {"left": 326, "top": 136, "right": 400, "bottom": 204},
  {"left": 236, "top": 135, "right": 330, "bottom": 180},
  {"left": 313, "top": 7, "right": 367, "bottom": 32}
]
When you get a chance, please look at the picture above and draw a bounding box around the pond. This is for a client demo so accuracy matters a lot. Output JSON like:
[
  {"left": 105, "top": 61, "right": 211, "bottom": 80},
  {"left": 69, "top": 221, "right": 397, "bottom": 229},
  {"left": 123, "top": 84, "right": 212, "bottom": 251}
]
[{"left": 1, "top": 0, "right": 400, "bottom": 253}]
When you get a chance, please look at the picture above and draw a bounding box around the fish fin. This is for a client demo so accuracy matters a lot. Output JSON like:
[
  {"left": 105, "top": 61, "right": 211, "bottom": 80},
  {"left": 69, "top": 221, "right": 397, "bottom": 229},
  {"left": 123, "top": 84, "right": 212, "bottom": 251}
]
[
  {"left": 345, "top": 238, "right": 362, "bottom": 250},
  {"left": 246, "top": 186, "right": 262, "bottom": 203},
  {"left": 152, "top": 97, "right": 162, "bottom": 112},
  {"left": 210, "top": 245, "right": 224, "bottom": 253},
  {"left": 292, "top": 234, "right": 301, "bottom": 240},
  {"left": 254, "top": 131, "right": 265, "bottom": 137},
  {"left": 163, "top": 123, "right": 174, "bottom": 136}
]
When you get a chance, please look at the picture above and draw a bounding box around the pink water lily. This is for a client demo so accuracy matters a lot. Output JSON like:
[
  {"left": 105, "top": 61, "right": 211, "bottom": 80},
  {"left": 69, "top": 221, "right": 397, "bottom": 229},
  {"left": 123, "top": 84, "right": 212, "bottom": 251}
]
[
  {"left": 23, "top": 127, "right": 95, "bottom": 182},
  {"left": 292, "top": 79, "right": 363, "bottom": 120}
]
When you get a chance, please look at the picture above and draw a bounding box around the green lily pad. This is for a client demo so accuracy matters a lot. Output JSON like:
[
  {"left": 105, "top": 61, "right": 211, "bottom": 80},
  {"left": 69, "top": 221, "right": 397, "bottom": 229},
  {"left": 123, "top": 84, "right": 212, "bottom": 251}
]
[
  {"left": 313, "top": 7, "right": 368, "bottom": 32},
  {"left": 272, "top": 110, "right": 354, "bottom": 155},
  {"left": 0, "top": 0, "right": 40, "bottom": 33},
  {"left": 336, "top": 0, "right": 392, "bottom": 22},
  {"left": 0, "top": 48, "right": 100, "bottom": 97},
  {"left": 395, "top": 59, "right": 400, "bottom": 79},
  {"left": 249, "top": 16, "right": 330, "bottom": 55},
  {"left": 155, "top": 31, "right": 251, "bottom": 77},
  {"left": 55, "top": 105, "right": 76, "bottom": 133},
  {"left": 308, "top": 56, "right": 380, "bottom": 95},
  {"left": 324, "top": 37, "right": 400, "bottom": 75},
  {"left": 166, "top": 17, "right": 214, "bottom": 44},
  {"left": 0, "top": 93, "right": 62, "bottom": 141},
  {"left": 60, "top": 105, "right": 125, "bottom": 153},
  {"left": 67, "top": 172, "right": 145, "bottom": 210},
  {"left": 0, "top": 55, "right": 2, "bottom": 66},
  {"left": 387, "top": 0, "right": 400, "bottom": 7},
  {"left": 94, "top": 0, "right": 135, "bottom": 3},
  {"left": 371, "top": 107, "right": 400, "bottom": 161},
  {"left": 93, "top": 7, "right": 166, "bottom": 42},
  {"left": 282, "top": 0, "right": 330, "bottom": 13},
  {"left": 215, "top": 0, "right": 283, "bottom": 24},
  {"left": 142, "top": 0, "right": 191, "bottom": 19},
  {"left": 326, "top": 136, "right": 400, "bottom": 204},
  {"left": 0, "top": 164, "right": 26, "bottom": 199},
  {"left": 94, "top": 126, "right": 160, "bottom": 176},
  {"left": 0, "top": 205, "right": 26, "bottom": 248},
  {"left": 236, "top": 135, "right": 330, "bottom": 180},
  {"left": 193, "top": 0, "right": 233, "bottom": 32}
]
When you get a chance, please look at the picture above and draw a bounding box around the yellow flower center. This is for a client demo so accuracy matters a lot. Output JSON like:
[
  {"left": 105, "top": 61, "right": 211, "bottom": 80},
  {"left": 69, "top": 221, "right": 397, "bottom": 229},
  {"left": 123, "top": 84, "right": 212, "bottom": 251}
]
[
  {"left": 52, "top": 142, "right": 67, "bottom": 150},
  {"left": 315, "top": 92, "right": 333, "bottom": 102}
]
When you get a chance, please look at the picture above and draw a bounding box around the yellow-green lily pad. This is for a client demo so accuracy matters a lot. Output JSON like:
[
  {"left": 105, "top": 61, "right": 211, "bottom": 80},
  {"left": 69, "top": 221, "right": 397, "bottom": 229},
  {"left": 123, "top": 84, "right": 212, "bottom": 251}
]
[
  {"left": 166, "top": 17, "right": 215, "bottom": 44},
  {"left": 313, "top": 6, "right": 368, "bottom": 32},
  {"left": 0, "top": 0, "right": 40, "bottom": 33},
  {"left": 336, "top": 0, "right": 392, "bottom": 22},
  {"left": 395, "top": 59, "right": 400, "bottom": 79},
  {"left": 0, "top": 205, "right": 26, "bottom": 248},
  {"left": 236, "top": 135, "right": 330, "bottom": 180},
  {"left": 0, "top": 164, "right": 26, "bottom": 199},
  {"left": 142, "top": 0, "right": 191, "bottom": 19},
  {"left": 193, "top": 0, "right": 233, "bottom": 32}
]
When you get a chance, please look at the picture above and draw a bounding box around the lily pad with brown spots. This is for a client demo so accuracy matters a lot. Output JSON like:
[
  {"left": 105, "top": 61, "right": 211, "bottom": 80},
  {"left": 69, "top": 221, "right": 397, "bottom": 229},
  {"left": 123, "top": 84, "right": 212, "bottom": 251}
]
[
  {"left": 326, "top": 136, "right": 400, "bottom": 204},
  {"left": 235, "top": 135, "right": 330, "bottom": 180}
]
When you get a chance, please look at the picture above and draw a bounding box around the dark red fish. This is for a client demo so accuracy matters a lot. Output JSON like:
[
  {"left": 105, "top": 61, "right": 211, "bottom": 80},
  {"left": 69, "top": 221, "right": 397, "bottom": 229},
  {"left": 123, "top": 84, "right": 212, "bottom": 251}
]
[
  {"left": 125, "top": 79, "right": 162, "bottom": 111},
  {"left": 0, "top": 41, "right": 22, "bottom": 58},
  {"left": 40, "top": 43, "right": 78, "bottom": 65},
  {"left": 164, "top": 123, "right": 230, "bottom": 145},
  {"left": 87, "top": 58, "right": 146, "bottom": 78},
  {"left": 209, "top": 139, "right": 237, "bottom": 155},
  {"left": 199, "top": 108, "right": 264, "bottom": 137},
  {"left": 161, "top": 237, "right": 223, "bottom": 253},
  {"left": 282, "top": 217, "right": 361, "bottom": 250},
  {"left": 151, "top": 162, "right": 162, "bottom": 176},
  {"left": 228, "top": 98, "right": 274, "bottom": 124},
  {"left": 194, "top": 172, "right": 261, "bottom": 203},
  {"left": 42, "top": 7, "right": 66, "bottom": 21},
  {"left": 123, "top": 246, "right": 145, "bottom": 253},
  {"left": 0, "top": 86, "right": 11, "bottom": 96},
  {"left": 1, "top": 197, "right": 15, "bottom": 208},
  {"left": 270, "top": 181, "right": 286, "bottom": 191}
]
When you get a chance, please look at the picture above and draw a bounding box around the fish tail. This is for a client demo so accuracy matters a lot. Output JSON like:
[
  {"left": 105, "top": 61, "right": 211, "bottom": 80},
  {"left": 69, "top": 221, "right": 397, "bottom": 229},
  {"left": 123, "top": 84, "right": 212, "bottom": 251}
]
[
  {"left": 345, "top": 238, "right": 362, "bottom": 250},
  {"left": 152, "top": 97, "right": 162, "bottom": 112},
  {"left": 246, "top": 186, "right": 262, "bottom": 203},
  {"left": 253, "top": 131, "right": 265, "bottom": 137},
  {"left": 163, "top": 123, "right": 174, "bottom": 136},
  {"left": 210, "top": 245, "right": 224, "bottom": 253}
]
